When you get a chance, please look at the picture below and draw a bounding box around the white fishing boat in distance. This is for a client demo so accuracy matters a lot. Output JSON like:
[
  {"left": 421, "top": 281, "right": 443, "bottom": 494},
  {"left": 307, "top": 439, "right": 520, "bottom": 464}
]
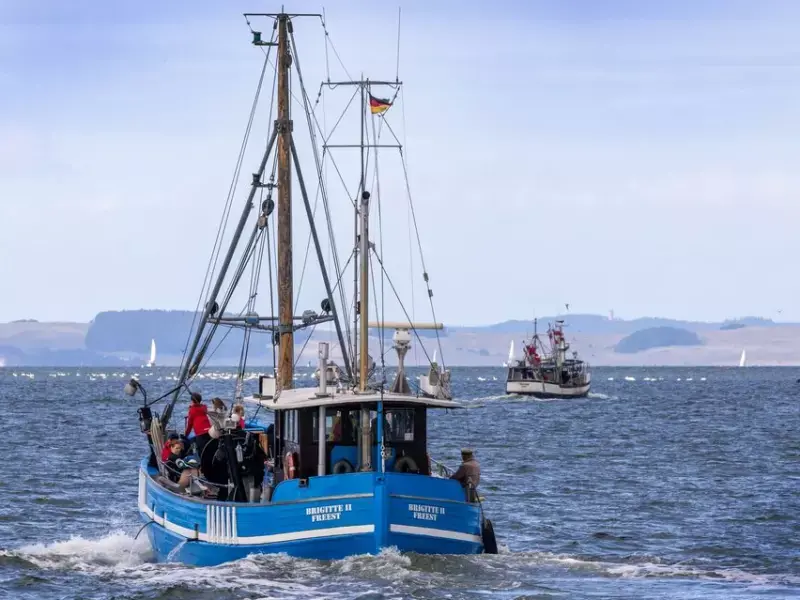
[{"left": 506, "top": 319, "right": 591, "bottom": 398}]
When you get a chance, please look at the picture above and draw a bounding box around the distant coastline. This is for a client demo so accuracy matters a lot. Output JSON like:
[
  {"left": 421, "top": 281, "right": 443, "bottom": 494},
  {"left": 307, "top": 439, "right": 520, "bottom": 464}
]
[{"left": 0, "top": 311, "right": 797, "bottom": 367}]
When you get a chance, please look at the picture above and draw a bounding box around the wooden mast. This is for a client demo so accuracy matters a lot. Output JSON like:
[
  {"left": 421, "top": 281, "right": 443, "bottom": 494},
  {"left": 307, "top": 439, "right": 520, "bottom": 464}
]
[{"left": 276, "top": 14, "right": 294, "bottom": 390}]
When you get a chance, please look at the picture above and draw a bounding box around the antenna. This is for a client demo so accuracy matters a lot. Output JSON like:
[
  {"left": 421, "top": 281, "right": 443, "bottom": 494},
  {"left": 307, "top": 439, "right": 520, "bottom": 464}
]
[{"left": 395, "top": 7, "right": 402, "bottom": 81}]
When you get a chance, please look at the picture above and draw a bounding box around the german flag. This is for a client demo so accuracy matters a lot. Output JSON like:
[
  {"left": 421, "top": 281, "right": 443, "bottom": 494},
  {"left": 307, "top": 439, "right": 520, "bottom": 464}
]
[{"left": 369, "top": 94, "right": 392, "bottom": 115}]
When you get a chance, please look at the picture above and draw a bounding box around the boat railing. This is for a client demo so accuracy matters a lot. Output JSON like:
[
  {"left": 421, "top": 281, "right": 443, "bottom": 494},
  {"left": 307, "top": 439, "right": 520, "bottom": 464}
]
[{"left": 429, "top": 456, "right": 453, "bottom": 478}]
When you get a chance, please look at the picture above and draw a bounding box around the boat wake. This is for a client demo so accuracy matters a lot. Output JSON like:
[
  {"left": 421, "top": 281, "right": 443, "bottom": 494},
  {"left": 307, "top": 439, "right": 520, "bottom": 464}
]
[
  {"left": 3, "top": 533, "right": 459, "bottom": 597},
  {"left": 466, "top": 393, "right": 515, "bottom": 405},
  {"left": 0, "top": 531, "right": 800, "bottom": 598},
  {"left": 587, "top": 392, "right": 618, "bottom": 400},
  {"left": 4, "top": 532, "right": 798, "bottom": 596},
  {"left": 5, "top": 531, "right": 152, "bottom": 571},
  {"left": 502, "top": 551, "right": 800, "bottom": 588}
]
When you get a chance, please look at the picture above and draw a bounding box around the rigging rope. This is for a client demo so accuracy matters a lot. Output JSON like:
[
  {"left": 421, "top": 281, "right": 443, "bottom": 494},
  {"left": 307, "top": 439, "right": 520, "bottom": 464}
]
[
  {"left": 289, "top": 27, "right": 355, "bottom": 373},
  {"left": 322, "top": 8, "right": 331, "bottom": 82},
  {"left": 368, "top": 251, "right": 386, "bottom": 388},
  {"left": 397, "top": 139, "right": 447, "bottom": 374},
  {"left": 370, "top": 249, "right": 434, "bottom": 366},
  {"left": 178, "top": 42, "right": 274, "bottom": 378},
  {"left": 319, "top": 13, "right": 352, "bottom": 81},
  {"left": 399, "top": 88, "right": 418, "bottom": 367}
]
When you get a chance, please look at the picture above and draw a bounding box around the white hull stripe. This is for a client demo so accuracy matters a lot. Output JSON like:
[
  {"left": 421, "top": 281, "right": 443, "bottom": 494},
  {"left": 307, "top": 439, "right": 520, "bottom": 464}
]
[
  {"left": 140, "top": 501, "right": 374, "bottom": 545},
  {"left": 390, "top": 523, "right": 482, "bottom": 544}
]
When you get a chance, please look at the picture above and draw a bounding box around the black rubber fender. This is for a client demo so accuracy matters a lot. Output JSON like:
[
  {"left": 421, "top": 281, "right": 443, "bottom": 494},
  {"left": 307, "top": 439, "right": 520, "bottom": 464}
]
[
  {"left": 394, "top": 455, "right": 419, "bottom": 473},
  {"left": 332, "top": 459, "right": 354, "bottom": 474},
  {"left": 482, "top": 517, "right": 498, "bottom": 554}
]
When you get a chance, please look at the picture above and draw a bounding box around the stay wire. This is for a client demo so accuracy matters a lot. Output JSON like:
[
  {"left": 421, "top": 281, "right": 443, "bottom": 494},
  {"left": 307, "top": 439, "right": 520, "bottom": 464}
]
[
  {"left": 179, "top": 40, "right": 274, "bottom": 377},
  {"left": 398, "top": 141, "right": 446, "bottom": 373},
  {"left": 289, "top": 26, "right": 355, "bottom": 366},
  {"left": 370, "top": 248, "right": 433, "bottom": 366}
]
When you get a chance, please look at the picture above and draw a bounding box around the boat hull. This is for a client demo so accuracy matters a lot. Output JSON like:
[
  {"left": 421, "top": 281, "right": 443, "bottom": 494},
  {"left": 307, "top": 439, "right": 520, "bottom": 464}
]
[
  {"left": 138, "top": 461, "right": 484, "bottom": 565},
  {"left": 506, "top": 379, "right": 591, "bottom": 398}
]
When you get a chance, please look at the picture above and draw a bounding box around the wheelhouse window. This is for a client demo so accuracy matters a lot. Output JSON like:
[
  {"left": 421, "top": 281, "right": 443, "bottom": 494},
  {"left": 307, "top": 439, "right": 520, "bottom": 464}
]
[
  {"left": 384, "top": 408, "right": 415, "bottom": 443},
  {"left": 312, "top": 408, "right": 346, "bottom": 443},
  {"left": 283, "top": 410, "right": 298, "bottom": 443}
]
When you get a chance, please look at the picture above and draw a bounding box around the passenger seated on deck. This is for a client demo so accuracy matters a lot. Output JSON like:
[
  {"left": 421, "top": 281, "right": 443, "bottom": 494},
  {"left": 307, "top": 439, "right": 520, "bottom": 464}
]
[
  {"left": 450, "top": 448, "right": 481, "bottom": 497},
  {"left": 161, "top": 432, "right": 180, "bottom": 462},
  {"left": 164, "top": 438, "right": 199, "bottom": 489}
]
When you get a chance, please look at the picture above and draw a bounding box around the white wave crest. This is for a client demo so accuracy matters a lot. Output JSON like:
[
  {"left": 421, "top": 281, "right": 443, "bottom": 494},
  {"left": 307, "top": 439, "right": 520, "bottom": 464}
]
[{"left": 15, "top": 530, "right": 151, "bottom": 570}]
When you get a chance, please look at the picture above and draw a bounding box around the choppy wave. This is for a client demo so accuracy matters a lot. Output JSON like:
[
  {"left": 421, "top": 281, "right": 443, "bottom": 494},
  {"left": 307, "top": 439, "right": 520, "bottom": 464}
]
[
  {"left": 7, "top": 531, "right": 797, "bottom": 599},
  {"left": 3, "top": 366, "right": 799, "bottom": 599}
]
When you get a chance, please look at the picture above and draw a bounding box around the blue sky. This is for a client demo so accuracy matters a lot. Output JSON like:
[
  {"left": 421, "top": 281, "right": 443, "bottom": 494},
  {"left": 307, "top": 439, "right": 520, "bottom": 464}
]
[{"left": 2, "top": 1, "right": 799, "bottom": 325}]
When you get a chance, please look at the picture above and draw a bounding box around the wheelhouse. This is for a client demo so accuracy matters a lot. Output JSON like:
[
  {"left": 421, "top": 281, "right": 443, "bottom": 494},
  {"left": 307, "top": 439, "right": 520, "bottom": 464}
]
[
  {"left": 273, "top": 401, "right": 432, "bottom": 479},
  {"left": 247, "top": 376, "right": 460, "bottom": 485}
]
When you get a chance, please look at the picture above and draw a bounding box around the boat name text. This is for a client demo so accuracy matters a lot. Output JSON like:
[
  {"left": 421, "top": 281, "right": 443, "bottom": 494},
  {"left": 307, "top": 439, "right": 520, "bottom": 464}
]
[
  {"left": 408, "top": 503, "right": 445, "bottom": 521},
  {"left": 306, "top": 503, "right": 352, "bottom": 522}
]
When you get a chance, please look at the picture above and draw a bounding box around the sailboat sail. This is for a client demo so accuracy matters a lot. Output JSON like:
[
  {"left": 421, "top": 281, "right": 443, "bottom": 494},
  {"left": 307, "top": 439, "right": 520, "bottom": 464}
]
[
  {"left": 507, "top": 340, "right": 515, "bottom": 363},
  {"left": 149, "top": 339, "right": 156, "bottom": 365},
  {"left": 739, "top": 348, "right": 746, "bottom": 367}
]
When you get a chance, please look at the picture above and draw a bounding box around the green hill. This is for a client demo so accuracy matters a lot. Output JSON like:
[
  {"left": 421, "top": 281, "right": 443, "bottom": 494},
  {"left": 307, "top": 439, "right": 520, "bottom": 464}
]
[{"left": 614, "top": 327, "right": 703, "bottom": 354}]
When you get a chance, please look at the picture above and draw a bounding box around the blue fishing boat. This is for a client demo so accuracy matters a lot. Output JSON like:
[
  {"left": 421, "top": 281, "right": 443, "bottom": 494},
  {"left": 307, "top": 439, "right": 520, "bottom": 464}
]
[{"left": 126, "top": 10, "right": 497, "bottom": 566}]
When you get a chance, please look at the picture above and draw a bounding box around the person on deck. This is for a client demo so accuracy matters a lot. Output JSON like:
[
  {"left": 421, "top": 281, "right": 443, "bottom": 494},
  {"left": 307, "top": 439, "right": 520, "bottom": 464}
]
[
  {"left": 161, "top": 432, "right": 180, "bottom": 463},
  {"left": 164, "top": 438, "right": 198, "bottom": 489},
  {"left": 450, "top": 448, "right": 481, "bottom": 497},
  {"left": 185, "top": 392, "right": 212, "bottom": 458},
  {"left": 264, "top": 422, "right": 275, "bottom": 458},
  {"left": 232, "top": 404, "right": 246, "bottom": 429}
]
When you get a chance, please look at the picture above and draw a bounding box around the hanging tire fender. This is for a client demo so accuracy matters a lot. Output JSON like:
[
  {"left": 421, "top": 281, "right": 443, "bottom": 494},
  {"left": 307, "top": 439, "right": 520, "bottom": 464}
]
[
  {"left": 332, "top": 459, "right": 354, "bottom": 474},
  {"left": 394, "top": 455, "right": 418, "bottom": 473}
]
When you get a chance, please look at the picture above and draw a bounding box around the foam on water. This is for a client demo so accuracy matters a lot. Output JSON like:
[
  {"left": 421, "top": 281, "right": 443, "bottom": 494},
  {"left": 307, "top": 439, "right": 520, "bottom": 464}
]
[
  {"left": 12, "top": 530, "right": 152, "bottom": 571},
  {"left": 5, "top": 528, "right": 800, "bottom": 599},
  {"left": 588, "top": 392, "right": 617, "bottom": 400}
]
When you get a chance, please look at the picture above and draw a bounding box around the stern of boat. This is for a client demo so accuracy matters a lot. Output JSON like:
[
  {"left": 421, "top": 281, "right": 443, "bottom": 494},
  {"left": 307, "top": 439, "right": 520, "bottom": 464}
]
[
  {"left": 138, "top": 460, "right": 485, "bottom": 563},
  {"left": 382, "top": 472, "right": 484, "bottom": 554}
]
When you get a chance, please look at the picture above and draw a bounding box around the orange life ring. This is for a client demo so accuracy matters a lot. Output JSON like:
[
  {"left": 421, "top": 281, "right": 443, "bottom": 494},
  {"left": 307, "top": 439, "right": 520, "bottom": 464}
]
[{"left": 284, "top": 451, "right": 296, "bottom": 479}]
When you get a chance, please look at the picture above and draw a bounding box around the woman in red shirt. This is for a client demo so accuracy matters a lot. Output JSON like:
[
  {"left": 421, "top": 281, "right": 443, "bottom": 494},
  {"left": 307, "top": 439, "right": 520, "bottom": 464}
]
[{"left": 185, "top": 392, "right": 212, "bottom": 458}]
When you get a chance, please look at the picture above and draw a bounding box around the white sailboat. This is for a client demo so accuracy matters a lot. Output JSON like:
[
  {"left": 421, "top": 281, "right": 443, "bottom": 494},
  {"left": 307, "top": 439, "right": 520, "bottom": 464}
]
[
  {"left": 146, "top": 339, "right": 156, "bottom": 368},
  {"left": 739, "top": 348, "right": 746, "bottom": 367},
  {"left": 502, "top": 340, "right": 514, "bottom": 367}
]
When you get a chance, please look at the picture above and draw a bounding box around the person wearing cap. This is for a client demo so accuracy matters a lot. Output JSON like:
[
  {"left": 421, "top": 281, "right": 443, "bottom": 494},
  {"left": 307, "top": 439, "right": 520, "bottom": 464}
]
[
  {"left": 185, "top": 392, "right": 213, "bottom": 457},
  {"left": 450, "top": 448, "right": 481, "bottom": 496}
]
